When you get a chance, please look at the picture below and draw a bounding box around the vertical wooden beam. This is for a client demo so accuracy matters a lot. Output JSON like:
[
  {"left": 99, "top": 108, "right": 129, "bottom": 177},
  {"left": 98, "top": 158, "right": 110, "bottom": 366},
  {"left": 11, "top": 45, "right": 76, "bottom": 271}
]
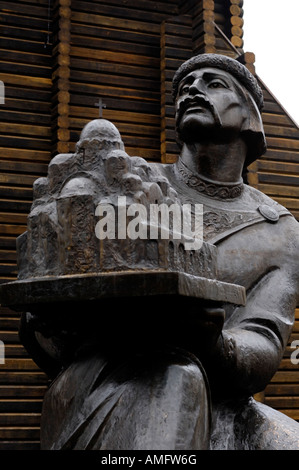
[
  {"left": 160, "top": 16, "right": 193, "bottom": 163},
  {"left": 52, "top": 0, "right": 71, "bottom": 155},
  {"left": 192, "top": 0, "right": 216, "bottom": 54},
  {"left": 229, "top": 0, "right": 244, "bottom": 50},
  {"left": 238, "top": 51, "right": 256, "bottom": 75}
]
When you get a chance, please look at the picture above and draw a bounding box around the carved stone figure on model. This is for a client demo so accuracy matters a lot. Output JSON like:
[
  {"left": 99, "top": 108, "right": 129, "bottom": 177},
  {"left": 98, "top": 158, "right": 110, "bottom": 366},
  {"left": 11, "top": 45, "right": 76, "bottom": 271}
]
[{"left": 2, "top": 54, "right": 299, "bottom": 450}]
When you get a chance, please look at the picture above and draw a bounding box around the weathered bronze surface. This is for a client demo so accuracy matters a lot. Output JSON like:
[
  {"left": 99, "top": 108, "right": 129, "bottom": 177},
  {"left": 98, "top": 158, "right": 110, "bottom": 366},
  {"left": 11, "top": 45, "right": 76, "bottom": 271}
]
[{"left": 1, "top": 54, "right": 299, "bottom": 450}]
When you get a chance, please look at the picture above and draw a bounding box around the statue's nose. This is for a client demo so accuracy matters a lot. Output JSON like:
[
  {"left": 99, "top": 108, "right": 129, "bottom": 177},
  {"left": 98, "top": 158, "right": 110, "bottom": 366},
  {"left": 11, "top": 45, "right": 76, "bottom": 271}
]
[{"left": 188, "top": 79, "right": 205, "bottom": 97}]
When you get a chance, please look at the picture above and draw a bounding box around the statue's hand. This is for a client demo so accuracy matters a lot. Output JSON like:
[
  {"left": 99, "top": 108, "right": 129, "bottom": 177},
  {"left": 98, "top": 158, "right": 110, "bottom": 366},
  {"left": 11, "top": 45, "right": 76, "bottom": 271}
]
[
  {"left": 169, "top": 299, "right": 225, "bottom": 355},
  {"left": 194, "top": 302, "right": 225, "bottom": 352}
]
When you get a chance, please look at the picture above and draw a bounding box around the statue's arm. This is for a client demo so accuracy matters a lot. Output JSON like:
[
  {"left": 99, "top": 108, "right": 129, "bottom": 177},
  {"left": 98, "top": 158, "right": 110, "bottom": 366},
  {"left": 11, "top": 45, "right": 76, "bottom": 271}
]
[{"left": 203, "top": 262, "right": 299, "bottom": 398}]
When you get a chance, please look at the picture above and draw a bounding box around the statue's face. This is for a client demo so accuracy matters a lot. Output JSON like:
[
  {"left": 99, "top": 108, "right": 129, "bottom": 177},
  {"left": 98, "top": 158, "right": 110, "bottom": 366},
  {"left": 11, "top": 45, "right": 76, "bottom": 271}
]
[{"left": 175, "top": 67, "right": 247, "bottom": 142}]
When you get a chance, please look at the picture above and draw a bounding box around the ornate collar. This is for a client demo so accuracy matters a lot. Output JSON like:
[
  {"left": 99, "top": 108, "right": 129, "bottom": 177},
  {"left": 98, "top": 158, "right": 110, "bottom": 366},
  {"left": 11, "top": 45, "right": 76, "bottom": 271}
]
[{"left": 176, "top": 159, "right": 244, "bottom": 200}]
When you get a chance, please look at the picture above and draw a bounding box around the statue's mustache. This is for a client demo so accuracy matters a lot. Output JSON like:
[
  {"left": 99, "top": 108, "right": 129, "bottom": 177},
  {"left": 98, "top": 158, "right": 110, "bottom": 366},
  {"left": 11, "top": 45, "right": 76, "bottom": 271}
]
[{"left": 177, "top": 95, "right": 221, "bottom": 126}]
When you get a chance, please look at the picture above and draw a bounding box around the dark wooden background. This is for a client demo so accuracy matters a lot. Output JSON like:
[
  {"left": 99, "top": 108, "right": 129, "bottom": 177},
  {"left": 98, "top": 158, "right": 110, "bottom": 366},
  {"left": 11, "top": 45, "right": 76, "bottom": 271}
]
[{"left": 0, "top": 0, "right": 298, "bottom": 449}]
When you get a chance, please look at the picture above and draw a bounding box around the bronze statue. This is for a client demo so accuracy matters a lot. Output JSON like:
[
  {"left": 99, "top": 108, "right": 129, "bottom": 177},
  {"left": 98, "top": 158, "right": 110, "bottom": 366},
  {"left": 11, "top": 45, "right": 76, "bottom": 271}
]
[{"left": 1, "top": 54, "right": 299, "bottom": 450}]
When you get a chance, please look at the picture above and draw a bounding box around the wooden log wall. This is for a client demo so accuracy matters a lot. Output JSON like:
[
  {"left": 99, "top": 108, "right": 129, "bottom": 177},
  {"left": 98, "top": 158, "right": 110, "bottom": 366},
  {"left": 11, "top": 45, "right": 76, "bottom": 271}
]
[
  {"left": 247, "top": 78, "right": 299, "bottom": 221},
  {"left": 228, "top": 0, "right": 243, "bottom": 49},
  {"left": 52, "top": 0, "right": 72, "bottom": 154},
  {"left": 68, "top": 0, "right": 178, "bottom": 162},
  {"left": 214, "top": 0, "right": 230, "bottom": 37},
  {"left": 0, "top": 0, "right": 299, "bottom": 449},
  {"left": 0, "top": 0, "right": 52, "bottom": 449},
  {"left": 214, "top": 22, "right": 240, "bottom": 58},
  {"left": 161, "top": 15, "right": 192, "bottom": 163},
  {"left": 161, "top": 2, "right": 218, "bottom": 164},
  {"left": 178, "top": 0, "right": 196, "bottom": 15},
  {"left": 192, "top": 0, "right": 216, "bottom": 55},
  {"left": 214, "top": 0, "right": 244, "bottom": 50}
]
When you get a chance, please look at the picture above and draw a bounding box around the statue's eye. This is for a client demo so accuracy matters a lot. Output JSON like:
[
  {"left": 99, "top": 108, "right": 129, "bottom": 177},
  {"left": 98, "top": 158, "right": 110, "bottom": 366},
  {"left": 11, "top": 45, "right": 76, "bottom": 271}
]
[
  {"left": 208, "top": 81, "right": 227, "bottom": 89},
  {"left": 180, "top": 85, "right": 190, "bottom": 94}
]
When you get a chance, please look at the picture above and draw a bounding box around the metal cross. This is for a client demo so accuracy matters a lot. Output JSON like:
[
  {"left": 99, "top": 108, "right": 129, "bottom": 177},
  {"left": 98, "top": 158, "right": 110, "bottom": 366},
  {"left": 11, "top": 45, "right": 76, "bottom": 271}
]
[{"left": 95, "top": 98, "right": 107, "bottom": 118}]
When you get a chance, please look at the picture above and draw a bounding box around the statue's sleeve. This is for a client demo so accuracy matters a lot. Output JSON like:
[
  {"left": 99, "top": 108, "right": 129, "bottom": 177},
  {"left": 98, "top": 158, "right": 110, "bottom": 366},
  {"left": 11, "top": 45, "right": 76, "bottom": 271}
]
[{"left": 203, "top": 264, "right": 298, "bottom": 398}]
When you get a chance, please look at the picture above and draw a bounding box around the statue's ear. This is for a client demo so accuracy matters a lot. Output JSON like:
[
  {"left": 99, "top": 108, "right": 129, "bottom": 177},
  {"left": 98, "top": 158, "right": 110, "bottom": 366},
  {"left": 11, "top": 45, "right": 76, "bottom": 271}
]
[
  {"left": 241, "top": 91, "right": 264, "bottom": 135},
  {"left": 240, "top": 90, "right": 267, "bottom": 167}
]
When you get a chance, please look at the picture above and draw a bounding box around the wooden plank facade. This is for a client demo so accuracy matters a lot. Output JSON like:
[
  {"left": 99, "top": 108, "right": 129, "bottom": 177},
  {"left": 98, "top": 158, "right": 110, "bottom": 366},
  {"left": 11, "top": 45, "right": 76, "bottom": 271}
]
[{"left": 0, "top": 0, "right": 298, "bottom": 449}]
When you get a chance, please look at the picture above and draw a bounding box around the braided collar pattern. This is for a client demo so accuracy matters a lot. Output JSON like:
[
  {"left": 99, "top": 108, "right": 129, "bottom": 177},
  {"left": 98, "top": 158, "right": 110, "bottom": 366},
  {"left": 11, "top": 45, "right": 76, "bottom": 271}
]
[{"left": 176, "top": 159, "right": 244, "bottom": 200}]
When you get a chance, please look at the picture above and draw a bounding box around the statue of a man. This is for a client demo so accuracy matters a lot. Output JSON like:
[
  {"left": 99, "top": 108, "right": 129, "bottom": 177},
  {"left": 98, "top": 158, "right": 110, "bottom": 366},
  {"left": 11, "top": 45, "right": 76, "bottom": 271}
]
[
  {"left": 20, "top": 54, "right": 299, "bottom": 450},
  {"left": 157, "top": 54, "right": 299, "bottom": 448}
]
